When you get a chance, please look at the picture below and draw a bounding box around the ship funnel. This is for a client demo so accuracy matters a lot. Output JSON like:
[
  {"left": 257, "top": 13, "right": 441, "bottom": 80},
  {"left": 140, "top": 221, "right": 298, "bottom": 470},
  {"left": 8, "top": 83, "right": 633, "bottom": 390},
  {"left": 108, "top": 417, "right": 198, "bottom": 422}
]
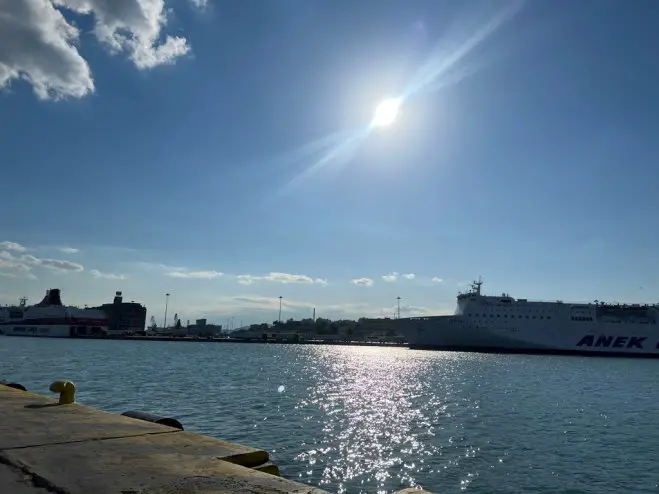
[{"left": 36, "top": 289, "right": 63, "bottom": 307}]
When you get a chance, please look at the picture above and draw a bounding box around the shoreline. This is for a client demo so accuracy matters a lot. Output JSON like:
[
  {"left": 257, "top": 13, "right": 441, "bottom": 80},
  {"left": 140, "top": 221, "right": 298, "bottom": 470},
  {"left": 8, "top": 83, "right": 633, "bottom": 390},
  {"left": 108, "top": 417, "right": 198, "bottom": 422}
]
[{"left": 2, "top": 334, "right": 409, "bottom": 347}]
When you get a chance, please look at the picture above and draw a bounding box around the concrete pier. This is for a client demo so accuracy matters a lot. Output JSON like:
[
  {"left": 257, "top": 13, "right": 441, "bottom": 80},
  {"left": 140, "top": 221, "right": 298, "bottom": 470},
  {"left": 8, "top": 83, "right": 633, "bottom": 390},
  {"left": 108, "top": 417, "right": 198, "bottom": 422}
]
[
  {"left": 0, "top": 383, "right": 328, "bottom": 493},
  {"left": 0, "top": 383, "right": 432, "bottom": 493}
]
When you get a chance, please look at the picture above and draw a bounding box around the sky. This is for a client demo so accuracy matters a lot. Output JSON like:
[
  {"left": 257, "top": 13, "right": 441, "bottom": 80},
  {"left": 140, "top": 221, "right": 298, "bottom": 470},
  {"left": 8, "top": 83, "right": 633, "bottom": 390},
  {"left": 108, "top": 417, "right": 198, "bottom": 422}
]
[{"left": 1, "top": 0, "right": 659, "bottom": 328}]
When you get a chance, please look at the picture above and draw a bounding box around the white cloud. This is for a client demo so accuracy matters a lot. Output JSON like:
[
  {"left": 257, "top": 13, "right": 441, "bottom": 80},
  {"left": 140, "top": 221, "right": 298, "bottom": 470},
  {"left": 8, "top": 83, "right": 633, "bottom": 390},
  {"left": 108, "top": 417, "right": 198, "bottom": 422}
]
[
  {"left": 350, "top": 277, "right": 374, "bottom": 287},
  {"left": 0, "top": 0, "right": 189, "bottom": 100},
  {"left": 166, "top": 269, "right": 223, "bottom": 279},
  {"left": 58, "top": 246, "right": 79, "bottom": 254},
  {"left": 431, "top": 276, "right": 443, "bottom": 283},
  {"left": 37, "top": 258, "right": 84, "bottom": 272},
  {"left": 0, "top": 251, "right": 33, "bottom": 276},
  {"left": 235, "top": 275, "right": 257, "bottom": 285},
  {"left": 188, "top": 0, "right": 207, "bottom": 8},
  {"left": 0, "top": 249, "right": 83, "bottom": 275},
  {"left": 402, "top": 273, "right": 415, "bottom": 280},
  {"left": 382, "top": 272, "right": 398, "bottom": 282},
  {"left": 90, "top": 269, "right": 126, "bottom": 280},
  {"left": 236, "top": 272, "right": 326, "bottom": 285},
  {"left": 55, "top": 0, "right": 190, "bottom": 69},
  {"left": 0, "top": 0, "right": 94, "bottom": 99},
  {"left": 136, "top": 263, "right": 223, "bottom": 280},
  {"left": 0, "top": 241, "right": 27, "bottom": 252}
]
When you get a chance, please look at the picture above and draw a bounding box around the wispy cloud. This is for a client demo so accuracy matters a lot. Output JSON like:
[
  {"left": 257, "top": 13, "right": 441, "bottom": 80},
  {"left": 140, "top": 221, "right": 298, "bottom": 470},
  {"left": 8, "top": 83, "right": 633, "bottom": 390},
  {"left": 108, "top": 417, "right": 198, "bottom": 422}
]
[
  {"left": 350, "top": 278, "right": 374, "bottom": 287},
  {"left": 0, "top": 241, "right": 27, "bottom": 252},
  {"left": 58, "top": 246, "right": 79, "bottom": 254},
  {"left": 0, "top": 247, "right": 82, "bottom": 276},
  {"left": 37, "top": 258, "right": 84, "bottom": 273},
  {"left": 90, "top": 269, "right": 126, "bottom": 280},
  {"left": 188, "top": 0, "right": 208, "bottom": 9},
  {"left": 381, "top": 272, "right": 416, "bottom": 282},
  {"left": 431, "top": 277, "right": 444, "bottom": 283},
  {"left": 0, "top": 251, "right": 31, "bottom": 274},
  {"left": 135, "top": 263, "right": 223, "bottom": 280},
  {"left": 167, "top": 269, "right": 224, "bottom": 279},
  {"left": 137, "top": 263, "right": 326, "bottom": 285},
  {"left": 236, "top": 272, "right": 327, "bottom": 285}
]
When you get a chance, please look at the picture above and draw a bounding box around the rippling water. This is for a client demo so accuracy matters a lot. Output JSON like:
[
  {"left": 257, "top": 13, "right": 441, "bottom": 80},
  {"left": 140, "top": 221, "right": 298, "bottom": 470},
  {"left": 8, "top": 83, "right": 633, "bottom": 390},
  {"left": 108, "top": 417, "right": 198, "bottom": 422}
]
[{"left": 2, "top": 338, "right": 659, "bottom": 493}]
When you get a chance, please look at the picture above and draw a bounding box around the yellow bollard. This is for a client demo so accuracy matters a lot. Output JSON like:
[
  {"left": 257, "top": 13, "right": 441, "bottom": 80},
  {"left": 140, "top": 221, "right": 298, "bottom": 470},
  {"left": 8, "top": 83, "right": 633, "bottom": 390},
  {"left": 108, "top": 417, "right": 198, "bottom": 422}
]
[{"left": 49, "top": 381, "right": 76, "bottom": 405}]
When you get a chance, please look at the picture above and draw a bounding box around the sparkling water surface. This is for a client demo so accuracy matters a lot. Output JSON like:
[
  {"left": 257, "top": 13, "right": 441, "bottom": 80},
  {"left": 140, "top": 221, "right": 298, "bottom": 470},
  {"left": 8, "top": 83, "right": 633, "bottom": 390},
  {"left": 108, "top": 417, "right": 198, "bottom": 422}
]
[{"left": 2, "top": 338, "right": 658, "bottom": 493}]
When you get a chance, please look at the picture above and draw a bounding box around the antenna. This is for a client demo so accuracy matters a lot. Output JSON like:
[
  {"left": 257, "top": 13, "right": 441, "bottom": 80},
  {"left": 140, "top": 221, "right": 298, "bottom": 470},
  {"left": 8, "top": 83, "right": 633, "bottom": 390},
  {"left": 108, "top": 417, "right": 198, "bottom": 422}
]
[{"left": 473, "top": 276, "right": 484, "bottom": 295}]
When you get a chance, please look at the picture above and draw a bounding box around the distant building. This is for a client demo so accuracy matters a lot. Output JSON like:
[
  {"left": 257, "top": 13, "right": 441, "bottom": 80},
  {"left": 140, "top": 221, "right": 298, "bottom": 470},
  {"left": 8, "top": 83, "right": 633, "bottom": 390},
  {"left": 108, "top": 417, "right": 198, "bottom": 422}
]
[
  {"left": 95, "top": 291, "right": 147, "bottom": 335},
  {"left": 187, "top": 318, "right": 223, "bottom": 336}
]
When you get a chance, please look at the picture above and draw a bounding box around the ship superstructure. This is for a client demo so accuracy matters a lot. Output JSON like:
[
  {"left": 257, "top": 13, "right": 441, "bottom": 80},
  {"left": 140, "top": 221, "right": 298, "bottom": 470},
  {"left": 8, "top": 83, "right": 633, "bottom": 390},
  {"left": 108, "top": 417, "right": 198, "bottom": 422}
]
[
  {"left": 402, "top": 279, "right": 659, "bottom": 356},
  {"left": 0, "top": 289, "right": 108, "bottom": 338}
]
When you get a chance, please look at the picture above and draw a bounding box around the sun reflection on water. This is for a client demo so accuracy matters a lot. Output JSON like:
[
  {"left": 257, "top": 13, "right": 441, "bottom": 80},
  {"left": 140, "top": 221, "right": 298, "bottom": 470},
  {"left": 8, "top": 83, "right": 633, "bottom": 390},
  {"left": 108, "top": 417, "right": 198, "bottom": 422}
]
[{"left": 291, "top": 346, "right": 471, "bottom": 493}]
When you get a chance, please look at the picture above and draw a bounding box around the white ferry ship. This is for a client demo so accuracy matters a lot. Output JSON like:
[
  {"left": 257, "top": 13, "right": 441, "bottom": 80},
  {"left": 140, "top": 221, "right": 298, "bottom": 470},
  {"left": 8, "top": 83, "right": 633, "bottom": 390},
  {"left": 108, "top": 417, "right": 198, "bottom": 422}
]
[
  {"left": 0, "top": 289, "right": 108, "bottom": 338},
  {"left": 402, "top": 279, "right": 659, "bottom": 357}
]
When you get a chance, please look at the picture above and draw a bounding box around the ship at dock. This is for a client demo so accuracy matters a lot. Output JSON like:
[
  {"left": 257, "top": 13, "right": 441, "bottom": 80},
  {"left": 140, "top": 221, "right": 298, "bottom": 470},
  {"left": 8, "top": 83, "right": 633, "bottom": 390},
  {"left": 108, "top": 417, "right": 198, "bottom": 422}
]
[
  {"left": 0, "top": 289, "right": 109, "bottom": 338},
  {"left": 401, "top": 279, "right": 659, "bottom": 357}
]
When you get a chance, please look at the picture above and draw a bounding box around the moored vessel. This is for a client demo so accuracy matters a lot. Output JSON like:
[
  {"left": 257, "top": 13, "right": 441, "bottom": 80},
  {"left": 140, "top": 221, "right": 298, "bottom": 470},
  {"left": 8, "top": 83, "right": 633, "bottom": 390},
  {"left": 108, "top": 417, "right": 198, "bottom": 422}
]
[
  {"left": 0, "top": 289, "right": 108, "bottom": 338},
  {"left": 401, "top": 279, "right": 659, "bottom": 357}
]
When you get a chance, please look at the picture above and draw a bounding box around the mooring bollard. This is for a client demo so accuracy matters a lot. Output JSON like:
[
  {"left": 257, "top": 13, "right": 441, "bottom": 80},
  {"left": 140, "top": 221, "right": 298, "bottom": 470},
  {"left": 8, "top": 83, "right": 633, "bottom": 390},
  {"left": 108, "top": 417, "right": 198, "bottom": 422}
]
[
  {"left": 49, "top": 380, "right": 76, "bottom": 404},
  {"left": 121, "top": 410, "right": 184, "bottom": 430}
]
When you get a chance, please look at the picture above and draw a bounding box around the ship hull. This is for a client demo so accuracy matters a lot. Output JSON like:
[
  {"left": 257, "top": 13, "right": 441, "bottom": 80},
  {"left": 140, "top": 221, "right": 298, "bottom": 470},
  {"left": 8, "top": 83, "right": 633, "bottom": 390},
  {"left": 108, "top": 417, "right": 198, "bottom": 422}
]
[
  {"left": 402, "top": 316, "right": 659, "bottom": 357},
  {"left": 2, "top": 324, "right": 107, "bottom": 338},
  {"left": 408, "top": 344, "right": 659, "bottom": 358}
]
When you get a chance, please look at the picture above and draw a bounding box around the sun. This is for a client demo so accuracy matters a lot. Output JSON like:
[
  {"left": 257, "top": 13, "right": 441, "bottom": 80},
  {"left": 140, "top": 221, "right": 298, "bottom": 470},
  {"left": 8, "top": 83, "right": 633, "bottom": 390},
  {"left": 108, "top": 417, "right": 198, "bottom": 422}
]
[{"left": 372, "top": 97, "right": 401, "bottom": 127}]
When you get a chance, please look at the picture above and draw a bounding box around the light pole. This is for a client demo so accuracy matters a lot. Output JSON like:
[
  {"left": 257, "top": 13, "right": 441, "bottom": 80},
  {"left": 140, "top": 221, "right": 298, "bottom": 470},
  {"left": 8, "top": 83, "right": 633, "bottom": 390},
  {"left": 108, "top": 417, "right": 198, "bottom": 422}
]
[
  {"left": 396, "top": 296, "right": 401, "bottom": 320},
  {"left": 163, "top": 293, "right": 170, "bottom": 329},
  {"left": 278, "top": 296, "right": 283, "bottom": 323}
]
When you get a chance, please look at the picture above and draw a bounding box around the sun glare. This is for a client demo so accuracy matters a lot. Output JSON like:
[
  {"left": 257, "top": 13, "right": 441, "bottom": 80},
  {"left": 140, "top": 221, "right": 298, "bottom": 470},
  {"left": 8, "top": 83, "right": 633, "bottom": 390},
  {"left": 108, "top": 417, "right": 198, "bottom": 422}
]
[{"left": 372, "top": 98, "right": 401, "bottom": 127}]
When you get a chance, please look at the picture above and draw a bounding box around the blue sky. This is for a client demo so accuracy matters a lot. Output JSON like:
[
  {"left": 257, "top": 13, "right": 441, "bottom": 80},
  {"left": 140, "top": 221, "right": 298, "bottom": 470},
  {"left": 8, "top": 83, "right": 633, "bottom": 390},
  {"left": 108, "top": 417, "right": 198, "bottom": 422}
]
[{"left": 1, "top": 0, "right": 658, "bottom": 327}]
